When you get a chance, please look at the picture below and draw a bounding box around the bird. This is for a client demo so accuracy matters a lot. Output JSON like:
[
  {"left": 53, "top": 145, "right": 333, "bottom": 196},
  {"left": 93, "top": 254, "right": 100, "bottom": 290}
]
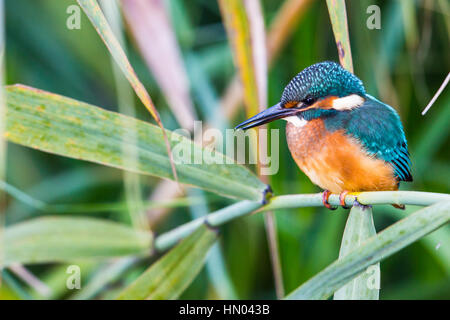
[{"left": 235, "top": 61, "right": 412, "bottom": 209}]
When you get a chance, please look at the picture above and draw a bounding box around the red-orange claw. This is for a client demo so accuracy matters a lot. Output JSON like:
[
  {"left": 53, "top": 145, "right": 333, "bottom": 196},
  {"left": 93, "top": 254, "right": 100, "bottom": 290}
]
[
  {"left": 322, "top": 190, "right": 337, "bottom": 210},
  {"left": 339, "top": 191, "right": 351, "bottom": 209}
]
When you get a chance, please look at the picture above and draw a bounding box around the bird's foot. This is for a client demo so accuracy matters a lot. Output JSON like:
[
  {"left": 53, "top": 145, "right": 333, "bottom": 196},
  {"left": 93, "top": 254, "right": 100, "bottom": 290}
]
[
  {"left": 322, "top": 190, "right": 337, "bottom": 210},
  {"left": 338, "top": 191, "right": 351, "bottom": 209},
  {"left": 338, "top": 191, "right": 371, "bottom": 210}
]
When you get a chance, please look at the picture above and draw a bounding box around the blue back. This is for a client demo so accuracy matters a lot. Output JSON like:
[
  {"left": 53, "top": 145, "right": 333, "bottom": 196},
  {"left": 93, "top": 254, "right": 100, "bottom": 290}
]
[{"left": 324, "top": 95, "right": 412, "bottom": 182}]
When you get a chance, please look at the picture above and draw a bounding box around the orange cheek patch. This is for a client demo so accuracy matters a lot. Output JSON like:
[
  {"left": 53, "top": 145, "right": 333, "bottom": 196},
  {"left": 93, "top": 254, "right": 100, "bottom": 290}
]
[
  {"left": 315, "top": 96, "right": 337, "bottom": 109},
  {"left": 299, "top": 96, "right": 338, "bottom": 112},
  {"left": 284, "top": 101, "right": 298, "bottom": 108},
  {"left": 284, "top": 96, "right": 339, "bottom": 111}
]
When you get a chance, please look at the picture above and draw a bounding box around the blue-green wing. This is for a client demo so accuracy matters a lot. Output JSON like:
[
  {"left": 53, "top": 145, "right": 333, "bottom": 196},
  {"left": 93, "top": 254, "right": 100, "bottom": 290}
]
[{"left": 345, "top": 95, "right": 413, "bottom": 182}]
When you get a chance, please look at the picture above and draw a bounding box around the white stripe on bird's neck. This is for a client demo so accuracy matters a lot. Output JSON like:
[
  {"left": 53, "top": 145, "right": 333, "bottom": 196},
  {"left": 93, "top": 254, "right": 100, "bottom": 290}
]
[
  {"left": 283, "top": 116, "right": 307, "bottom": 127},
  {"left": 332, "top": 94, "right": 365, "bottom": 110}
]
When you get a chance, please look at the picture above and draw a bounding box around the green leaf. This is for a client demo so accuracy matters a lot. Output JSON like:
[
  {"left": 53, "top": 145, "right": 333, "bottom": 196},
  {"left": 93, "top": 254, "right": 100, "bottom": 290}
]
[
  {"left": 76, "top": 0, "right": 160, "bottom": 123},
  {"left": 4, "top": 85, "right": 267, "bottom": 201},
  {"left": 334, "top": 205, "right": 379, "bottom": 300},
  {"left": 2, "top": 216, "right": 152, "bottom": 266},
  {"left": 117, "top": 225, "right": 217, "bottom": 300},
  {"left": 218, "top": 0, "right": 262, "bottom": 116},
  {"left": 76, "top": 0, "right": 177, "bottom": 182},
  {"left": 100, "top": 0, "right": 147, "bottom": 232},
  {"left": 326, "top": 0, "right": 353, "bottom": 72},
  {"left": 286, "top": 201, "right": 450, "bottom": 300}
]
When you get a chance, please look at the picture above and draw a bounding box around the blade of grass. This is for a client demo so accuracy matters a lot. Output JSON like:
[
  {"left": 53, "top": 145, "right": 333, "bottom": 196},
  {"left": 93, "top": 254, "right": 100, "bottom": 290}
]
[
  {"left": 219, "top": 0, "right": 284, "bottom": 298},
  {"left": 117, "top": 225, "right": 217, "bottom": 300},
  {"left": 2, "top": 216, "right": 152, "bottom": 266},
  {"left": 267, "top": 0, "right": 315, "bottom": 63},
  {"left": 285, "top": 201, "right": 450, "bottom": 300},
  {"left": 413, "top": 92, "right": 450, "bottom": 176},
  {"left": 421, "top": 72, "right": 450, "bottom": 115},
  {"left": 326, "top": 0, "right": 353, "bottom": 72},
  {"left": 245, "top": 0, "right": 267, "bottom": 108},
  {"left": 221, "top": 0, "right": 315, "bottom": 121},
  {"left": 218, "top": 0, "right": 259, "bottom": 117},
  {"left": 101, "top": 0, "right": 147, "bottom": 231},
  {"left": 333, "top": 205, "right": 379, "bottom": 300},
  {"left": 400, "top": 0, "right": 419, "bottom": 50},
  {"left": 76, "top": 0, "right": 178, "bottom": 182},
  {"left": 247, "top": 0, "right": 285, "bottom": 299},
  {"left": 122, "top": 0, "right": 197, "bottom": 131},
  {"left": 8, "top": 264, "right": 51, "bottom": 298},
  {"left": 4, "top": 85, "right": 267, "bottom": 201}
]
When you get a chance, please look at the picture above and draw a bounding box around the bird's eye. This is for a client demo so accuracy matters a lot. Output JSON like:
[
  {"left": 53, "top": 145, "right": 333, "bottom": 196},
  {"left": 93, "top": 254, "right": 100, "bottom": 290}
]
[{"left": 303, "top": 97, "right": 316, "bottom": 105}]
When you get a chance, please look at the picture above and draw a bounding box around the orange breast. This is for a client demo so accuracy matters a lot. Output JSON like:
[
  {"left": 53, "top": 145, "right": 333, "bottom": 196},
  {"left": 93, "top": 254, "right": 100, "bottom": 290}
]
[{"left": 286, "top": 119, "right": 398, "bottom": 193}]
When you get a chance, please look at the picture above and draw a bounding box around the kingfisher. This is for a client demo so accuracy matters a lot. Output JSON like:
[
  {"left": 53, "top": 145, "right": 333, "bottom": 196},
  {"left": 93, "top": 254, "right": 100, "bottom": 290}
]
[{"left": 236, "top": 61, "right": 412, "bottom": 209}]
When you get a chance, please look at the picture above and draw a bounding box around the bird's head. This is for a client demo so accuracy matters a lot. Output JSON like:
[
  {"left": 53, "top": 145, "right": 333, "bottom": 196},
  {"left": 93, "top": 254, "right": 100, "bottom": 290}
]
[{"left": 235, "top": 61, "right": 366, "bottom": 130}]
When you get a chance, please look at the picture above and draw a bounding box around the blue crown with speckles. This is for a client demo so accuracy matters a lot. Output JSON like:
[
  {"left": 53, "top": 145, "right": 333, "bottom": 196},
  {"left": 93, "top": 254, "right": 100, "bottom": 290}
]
[{"left": 281, "top": 61, "right": 366, "bottom": 104}]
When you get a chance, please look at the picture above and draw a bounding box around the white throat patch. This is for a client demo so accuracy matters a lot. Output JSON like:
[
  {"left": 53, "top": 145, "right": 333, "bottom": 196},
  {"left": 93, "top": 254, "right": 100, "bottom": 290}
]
[
  {"left": 284, "top": 116, "right": 307, "bottom": 127},
  {"left": 332, "top": 94, "right": 365, "bottom": 111}
]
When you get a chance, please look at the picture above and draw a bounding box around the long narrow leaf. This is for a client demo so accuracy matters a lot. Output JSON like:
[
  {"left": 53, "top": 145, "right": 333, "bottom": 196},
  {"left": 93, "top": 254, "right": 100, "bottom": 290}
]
[
  {"left": 4, "top": 85, "right": 267, "bottom": 201},
  {"left": 286, "top": 201, "right": 450, "bottom": 300},
  {"left": 122, "top": 0, "right": 197, "bottom": 130},
  {"left": 2, "top": 217, "right": 152, "bottom": 265},
  {"left": 77, "top": 0, "right": 177, "bottom": 181},
  {"left": 76, "top": 0, "right": 158, "bottom": 122},
  {"left": 100, "top": 0, "right": 147, "bottom": 231},
  {"left": 117, "top": 225, "right": 217, "bottom": 300},
  {"left": 218, "top": 0, "right": 260, "bottom": 116},
  {"left": 334, "top": 205, "right": 379, "bottom": 300},
  {"left": 220, "top": 0, "right": 315, "bottom": 122},
  {"left": 326, "top": 0, "right": 353, "bottom": 72},
  {"left": 267, "top": 0, "right": 315, "bottom": 63},
  {"left": 218, "top": 0, "right": 284, "bottom": 298}
]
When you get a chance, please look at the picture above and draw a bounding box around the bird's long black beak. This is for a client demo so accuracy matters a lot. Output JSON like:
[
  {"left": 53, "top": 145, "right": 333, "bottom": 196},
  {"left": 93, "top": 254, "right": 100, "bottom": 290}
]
[{"left": 235, "top": 103, "right": 296, "bottom": 130}]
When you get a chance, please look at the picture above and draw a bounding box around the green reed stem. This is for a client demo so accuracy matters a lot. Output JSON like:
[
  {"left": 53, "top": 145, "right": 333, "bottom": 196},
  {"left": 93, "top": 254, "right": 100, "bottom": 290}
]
[{"left": 154, "top": 191, "right": 450, "bottom": 252}]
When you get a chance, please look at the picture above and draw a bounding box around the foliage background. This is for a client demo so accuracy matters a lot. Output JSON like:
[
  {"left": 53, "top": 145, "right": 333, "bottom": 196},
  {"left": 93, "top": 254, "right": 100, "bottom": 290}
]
[{"left": 1, "top": 0, "right": 449, "bottom": 299}]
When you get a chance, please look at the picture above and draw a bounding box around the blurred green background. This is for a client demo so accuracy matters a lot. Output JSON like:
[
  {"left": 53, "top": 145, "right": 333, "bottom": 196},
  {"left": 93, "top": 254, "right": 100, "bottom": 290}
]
[{"left": 1, "top": 0, "right": 449, "bottom": 299}]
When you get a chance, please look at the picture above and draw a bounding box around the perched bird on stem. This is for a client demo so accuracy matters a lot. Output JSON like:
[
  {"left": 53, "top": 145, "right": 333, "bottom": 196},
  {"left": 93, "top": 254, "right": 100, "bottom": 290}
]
[{"left": 236, "top": 61, "right": 412, "bottom": 209}]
